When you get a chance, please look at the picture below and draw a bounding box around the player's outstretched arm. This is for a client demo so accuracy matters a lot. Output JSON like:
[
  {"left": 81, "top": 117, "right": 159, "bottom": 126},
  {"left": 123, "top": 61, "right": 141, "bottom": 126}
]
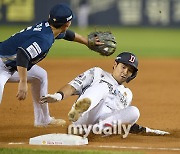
[
  {"left": 64, "top": 30, "right": 105, "bottom": 51},
  {"left": 74, "top": 33, "right": 88, "bottom": 46},
  {"left": 40, "top": 84, "right": 76, "bottom": 104},
  {"left": 74, "top": 32, "right": 104, "bottom": 46}
]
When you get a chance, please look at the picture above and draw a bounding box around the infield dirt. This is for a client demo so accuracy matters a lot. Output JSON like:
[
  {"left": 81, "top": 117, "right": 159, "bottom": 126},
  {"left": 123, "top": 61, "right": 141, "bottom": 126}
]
[{"left": 0, "top": 58, "right": 179, "bottom": 154}]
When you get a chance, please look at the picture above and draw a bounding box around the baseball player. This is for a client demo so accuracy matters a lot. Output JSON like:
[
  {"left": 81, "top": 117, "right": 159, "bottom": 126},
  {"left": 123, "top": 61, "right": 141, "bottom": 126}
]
[
  {"left": 40, "top": 52, "right": 170, "bottom": 136},
  {"left": 0, "top": 4, "right": 102, "bottom": 127}
]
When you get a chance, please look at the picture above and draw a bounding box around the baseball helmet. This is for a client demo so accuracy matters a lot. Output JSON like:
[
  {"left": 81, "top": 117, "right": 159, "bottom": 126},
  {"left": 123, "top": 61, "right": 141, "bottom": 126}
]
[
  {"left": 115, "top": 52, "right": 138, "bottom": 83},
  {"left": 49, "top": 3, "right": 73, "bottom": 27}
]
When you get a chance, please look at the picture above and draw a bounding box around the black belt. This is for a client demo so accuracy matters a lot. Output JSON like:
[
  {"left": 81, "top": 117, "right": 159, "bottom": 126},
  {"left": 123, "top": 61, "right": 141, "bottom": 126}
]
[{"left": 4, "top": 64, "right": 16, "bottom": 72}]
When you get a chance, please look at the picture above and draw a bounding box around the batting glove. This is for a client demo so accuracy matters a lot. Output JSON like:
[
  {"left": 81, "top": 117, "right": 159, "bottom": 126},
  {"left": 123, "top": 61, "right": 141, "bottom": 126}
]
[{"left": 40, "top": 93, "right": 63, "bottom": 104}]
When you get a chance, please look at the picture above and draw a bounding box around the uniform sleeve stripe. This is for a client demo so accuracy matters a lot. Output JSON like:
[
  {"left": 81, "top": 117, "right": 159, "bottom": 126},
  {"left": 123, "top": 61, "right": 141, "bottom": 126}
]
[
  {"left": 18, "top": 47, "right": 31, "bottom": 60},
  {"left": 25, "top": 41, "right": 42, "bottom": 59},
  {"left": 31, "top": 44, "right": 39, "bottom": 55},
  {"left": 32, "top": 42, "right": 42, "bottom": 54}
]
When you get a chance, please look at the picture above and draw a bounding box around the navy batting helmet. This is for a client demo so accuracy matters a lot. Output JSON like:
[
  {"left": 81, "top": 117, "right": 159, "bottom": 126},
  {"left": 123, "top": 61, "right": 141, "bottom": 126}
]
[
  {"left": 115, "top": 52, "right": 138, "bottom": 83},
  {"left": 49, "top": 4, "right": 73, "bottom": 27}
]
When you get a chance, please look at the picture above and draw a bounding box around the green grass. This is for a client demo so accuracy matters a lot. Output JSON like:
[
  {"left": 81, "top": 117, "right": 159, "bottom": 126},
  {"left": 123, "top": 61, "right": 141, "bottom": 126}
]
[
  {"left": 0, "top": 25, "right": 180, "bottom": 58},
  {"left": 0, "top": 148, "right": 143, "bottom": 154}
]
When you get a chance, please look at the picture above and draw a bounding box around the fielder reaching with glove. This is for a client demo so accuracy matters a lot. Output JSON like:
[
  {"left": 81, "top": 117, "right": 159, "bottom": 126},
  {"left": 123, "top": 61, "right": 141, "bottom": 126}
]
[
  {"left": 88, "top": 31, "right": 116, "bottom": 56},
  {"left": 0, "top": 3, "right": 116, "bottom": 127},
  {"left": 40, "top": 52, "right": 169, "bottom": 136}
]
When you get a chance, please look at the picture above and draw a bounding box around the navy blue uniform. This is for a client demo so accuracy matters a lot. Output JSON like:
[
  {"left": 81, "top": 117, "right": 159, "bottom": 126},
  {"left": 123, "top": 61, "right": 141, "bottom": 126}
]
[
  {"left": 0, "top": 3, "right": 78, "bottom": 127},
  {"left": 0, "top": 21, "right": 66, "bottom": 71}
]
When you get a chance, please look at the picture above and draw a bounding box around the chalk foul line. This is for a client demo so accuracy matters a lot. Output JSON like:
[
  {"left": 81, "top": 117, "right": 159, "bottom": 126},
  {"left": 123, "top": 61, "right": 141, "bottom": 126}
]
[
  {"left": 5, "top": 142, "right": 180, "bottom": 151},
  {"left": 89, "top": 145, "right": 180, "bottom": 151}
]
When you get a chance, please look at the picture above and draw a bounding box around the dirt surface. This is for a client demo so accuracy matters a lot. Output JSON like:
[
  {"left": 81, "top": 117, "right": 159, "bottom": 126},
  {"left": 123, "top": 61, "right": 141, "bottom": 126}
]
[{"left": 0, "top": 58, "right": 180, "bottom": 153}]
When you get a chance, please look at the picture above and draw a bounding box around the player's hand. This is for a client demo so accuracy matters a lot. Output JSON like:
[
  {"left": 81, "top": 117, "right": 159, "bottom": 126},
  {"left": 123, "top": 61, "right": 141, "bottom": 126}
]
[
  {"left": 40, "top": 93, "right": 63, "bottom": 104},
  {"left": 94, "top": 37, "right": 104, "bottom": 45},
  {"left": 16, "top": 81, "right": 28, "bottom": 101}
]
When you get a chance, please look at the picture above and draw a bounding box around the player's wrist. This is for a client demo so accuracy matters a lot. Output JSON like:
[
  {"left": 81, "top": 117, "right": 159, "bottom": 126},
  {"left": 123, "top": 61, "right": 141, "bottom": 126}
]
[{"left": 55, "top": 91, "right": 64, "bottom": 101}]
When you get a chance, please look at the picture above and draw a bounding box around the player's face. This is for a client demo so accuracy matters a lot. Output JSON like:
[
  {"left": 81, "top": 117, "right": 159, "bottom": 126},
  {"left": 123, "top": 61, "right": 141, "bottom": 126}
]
[{"left": 112, "top": 62, "right": 133, "bottom": 84}]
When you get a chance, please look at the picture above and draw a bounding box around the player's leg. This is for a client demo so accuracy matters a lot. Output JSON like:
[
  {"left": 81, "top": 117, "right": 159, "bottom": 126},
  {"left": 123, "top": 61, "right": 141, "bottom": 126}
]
[
  {"left": 0, "top": 59, "right": 13, "bottom": 103},
  {"left": 8, "top": 65, "right": 51, "bottom": 125},
  {"left": 68, "top": 98, "right": 91, "bottom": 122},
  {"left": 28, "top": 67, "right": 51, "bottom": 126},
  {"left": 28, "top": 66, "right": 66, "bottom": 126},
  {"left": 73, "top": 99, "right": 112, "bottom": 125},
  {"left": 68, "top": 82, "right": 109, "bottom": 124},
  {"left": 9, "top": 65, "right": 65, "bottom": 126},
  {"left": 72, "top": 101, "right": 138, "bottom": 127},
  {"left": 99, "top": 106, "right": 140, "bottom": 129}
]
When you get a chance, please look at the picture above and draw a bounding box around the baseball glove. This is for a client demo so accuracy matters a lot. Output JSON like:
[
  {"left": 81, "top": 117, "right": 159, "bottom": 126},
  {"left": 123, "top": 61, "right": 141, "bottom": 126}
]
[{"left": 88, "top": 31, "right": 117, "bottom": 56}]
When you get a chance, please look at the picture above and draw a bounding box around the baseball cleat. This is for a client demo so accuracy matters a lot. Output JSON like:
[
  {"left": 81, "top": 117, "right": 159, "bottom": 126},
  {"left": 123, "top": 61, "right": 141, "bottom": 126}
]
[
  {"left": 145, "top": 127, "right": 170, "bottom": 135},
  {"left": 101, "top": 123, "right": 113, "bottom": 137},
  {"left": 68, "top": 98, "right": 91, "bottom": 122},
  {"left": 48, "top": 117, "right": 66, "bottom": 126},
  {"left": 34, "top": 117, "right": 66, "bottom": 127},
  {"left": 129, "top": 123, "right": 146, "bottom": 134},
  {"left": 129, "top": 124, "right": 170, "bottom": 135}
]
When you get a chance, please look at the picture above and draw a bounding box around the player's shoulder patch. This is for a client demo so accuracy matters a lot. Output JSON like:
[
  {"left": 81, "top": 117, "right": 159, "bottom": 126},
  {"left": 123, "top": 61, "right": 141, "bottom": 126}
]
[{"left": 26, "top": 42, "right": 42, "bottom": 59}]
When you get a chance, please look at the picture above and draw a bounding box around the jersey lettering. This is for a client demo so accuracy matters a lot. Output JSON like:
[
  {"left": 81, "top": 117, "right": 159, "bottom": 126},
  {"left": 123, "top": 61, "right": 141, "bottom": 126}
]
[
  {"left": 99, "top": 79, "right": 114, "bottom": 94},
  {"left": 12, "top": 26, "right": 32, "bottom": 37},
  {"left": 33, "top": 23, "right": 43, "bottom": 31}
]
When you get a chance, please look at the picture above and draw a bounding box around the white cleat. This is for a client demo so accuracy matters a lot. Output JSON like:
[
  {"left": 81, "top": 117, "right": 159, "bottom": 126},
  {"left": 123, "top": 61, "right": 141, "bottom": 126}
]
[
  {"left": 34, "top": 117, "right": 66, "bottom": 127},
  {"left": 48, "top": 117, "right": 66, "bottom": 126},
  {"left": 146, "top": 127, "right": 170, "bottom": 135},
  {"left": 68, "top": 98, "right": 91, "bottom": 122}
]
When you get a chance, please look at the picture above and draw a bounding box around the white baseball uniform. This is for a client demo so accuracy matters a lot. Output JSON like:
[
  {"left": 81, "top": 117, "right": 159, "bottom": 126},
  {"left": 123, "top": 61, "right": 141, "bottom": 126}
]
[
  {"left": 0, "top": 58, "right": 52, "bottom": 126},
  {"left": 69, "top": 67, "right": 140, "bottom": 128}
]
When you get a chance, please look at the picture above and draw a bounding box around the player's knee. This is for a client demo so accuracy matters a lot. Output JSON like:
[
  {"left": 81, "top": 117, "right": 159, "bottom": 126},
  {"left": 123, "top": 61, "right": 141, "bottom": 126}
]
[
  {"left": 34, "top": 67, "right": 48, "bottom": 82},
  {"left": 40, "top": 68, "right": 48, "bottom": 81},
  {"left": 0, "top": 84, "right": 4, "bottom": 104},
  {"left": 0, "top": 89, "right": 3, "bottom": 104},
  {"left": 129, "top": 106, "right": 140, "bottom": 122}
]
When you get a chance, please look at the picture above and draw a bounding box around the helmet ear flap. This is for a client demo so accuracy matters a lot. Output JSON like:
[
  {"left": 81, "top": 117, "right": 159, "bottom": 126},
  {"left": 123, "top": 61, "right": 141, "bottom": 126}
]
[{"left": 126, "top": 71, "right": 137, "bottom": 83}]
